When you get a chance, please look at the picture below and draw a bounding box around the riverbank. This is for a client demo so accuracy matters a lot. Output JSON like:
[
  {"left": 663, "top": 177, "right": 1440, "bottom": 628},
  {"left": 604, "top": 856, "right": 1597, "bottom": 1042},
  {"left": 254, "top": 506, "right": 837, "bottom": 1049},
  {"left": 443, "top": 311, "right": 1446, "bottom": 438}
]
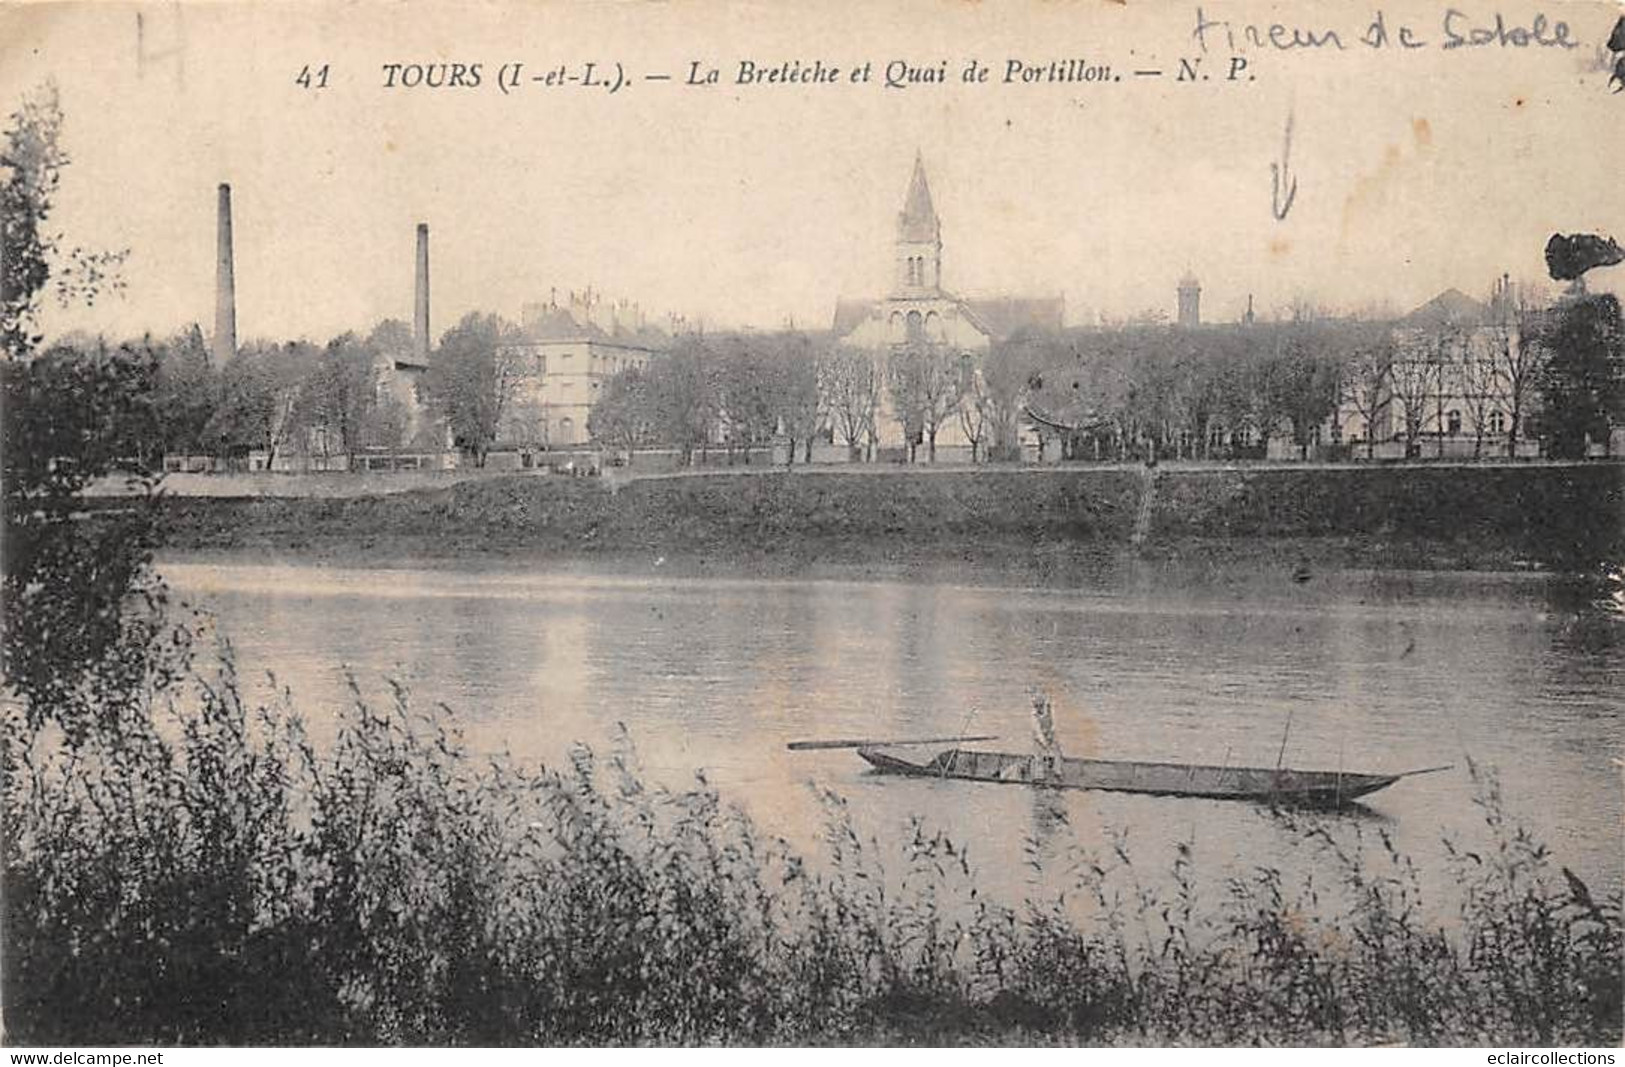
[
  {"left": 146, "top": 463, "right": 1625, "bottom": 575},
  {"left": 8, "top": 650, "right": 1620, "bottom": 1045}
]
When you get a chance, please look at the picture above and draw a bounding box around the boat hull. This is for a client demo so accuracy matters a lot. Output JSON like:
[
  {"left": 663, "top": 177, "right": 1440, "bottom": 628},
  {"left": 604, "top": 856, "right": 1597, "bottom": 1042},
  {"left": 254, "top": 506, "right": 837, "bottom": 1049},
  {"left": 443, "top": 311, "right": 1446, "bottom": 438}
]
[{"left": 856, "top": 747, "right": 1403, "bottom": 806}]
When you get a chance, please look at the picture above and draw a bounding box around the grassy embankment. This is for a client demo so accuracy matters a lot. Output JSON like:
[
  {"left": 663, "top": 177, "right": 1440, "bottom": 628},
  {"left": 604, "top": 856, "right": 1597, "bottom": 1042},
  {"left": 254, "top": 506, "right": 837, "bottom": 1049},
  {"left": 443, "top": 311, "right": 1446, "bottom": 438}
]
[
  {"left": 4, "top": 652, "right": 1620, "bottom": 1046},
  {"left": 150, "top": 464, "right": 1625, "bottom": 574}
]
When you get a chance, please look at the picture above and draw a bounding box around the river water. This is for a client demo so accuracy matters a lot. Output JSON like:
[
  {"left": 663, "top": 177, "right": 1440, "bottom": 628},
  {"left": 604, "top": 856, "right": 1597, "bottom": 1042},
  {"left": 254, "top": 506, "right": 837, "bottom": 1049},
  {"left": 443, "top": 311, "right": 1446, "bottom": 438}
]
[{"left": 163, "top": 558, "right": 1623, "bottom": 912}]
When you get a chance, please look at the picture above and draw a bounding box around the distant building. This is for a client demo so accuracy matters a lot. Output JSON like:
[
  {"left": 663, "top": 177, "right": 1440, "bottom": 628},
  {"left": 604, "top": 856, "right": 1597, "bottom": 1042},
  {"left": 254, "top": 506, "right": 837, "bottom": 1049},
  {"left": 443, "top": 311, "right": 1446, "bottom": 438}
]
[
  {"left": 500, "top": 292, "right": 667, "bottom": 448},
  {"left": 831, "top": 153, "right": 1063, "bottom": 454},
  {"left": 374, "top": 352, "right": 431, "bottom": 446},
  {"left": 1177, "top": 271, "right": 1201, "bottom": 327},
  {"left": 1331, "top": 286, "right": 1534, "bottom": 460},
  {"left": 832, "top": 153, "right": 1064, "bottom": 354}
]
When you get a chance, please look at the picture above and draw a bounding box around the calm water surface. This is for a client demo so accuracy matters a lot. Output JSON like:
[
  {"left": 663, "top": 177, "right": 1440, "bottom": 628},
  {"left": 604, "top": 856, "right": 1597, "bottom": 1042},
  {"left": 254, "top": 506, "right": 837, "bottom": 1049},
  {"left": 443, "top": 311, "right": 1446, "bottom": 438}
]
[{"left": 164, "top": 559, "right": 1624, "bottom": 910}]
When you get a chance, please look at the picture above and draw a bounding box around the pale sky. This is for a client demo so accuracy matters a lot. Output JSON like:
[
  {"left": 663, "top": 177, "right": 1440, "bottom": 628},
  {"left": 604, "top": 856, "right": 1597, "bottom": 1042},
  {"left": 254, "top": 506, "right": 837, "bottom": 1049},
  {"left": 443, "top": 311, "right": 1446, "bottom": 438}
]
[{"left": 2, "top": 0, "right": 1621, "bottom": 345}]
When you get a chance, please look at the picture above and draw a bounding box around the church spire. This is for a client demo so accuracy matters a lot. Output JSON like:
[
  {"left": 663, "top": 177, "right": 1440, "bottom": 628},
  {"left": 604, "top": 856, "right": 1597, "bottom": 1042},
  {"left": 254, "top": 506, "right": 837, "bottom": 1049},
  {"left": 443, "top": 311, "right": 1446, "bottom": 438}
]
[
  {"left": 899, "top": 150, "right": 939, "bottom": 243},
  {"left": 895, "top": 151, "right": 943, "bottom": 295}
]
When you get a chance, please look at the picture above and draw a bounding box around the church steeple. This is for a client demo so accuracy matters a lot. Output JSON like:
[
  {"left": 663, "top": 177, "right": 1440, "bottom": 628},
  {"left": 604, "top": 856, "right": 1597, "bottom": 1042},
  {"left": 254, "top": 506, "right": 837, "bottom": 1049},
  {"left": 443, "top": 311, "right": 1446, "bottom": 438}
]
[{"left": 895, "top": 151, "right": 943, "bottom": 295}]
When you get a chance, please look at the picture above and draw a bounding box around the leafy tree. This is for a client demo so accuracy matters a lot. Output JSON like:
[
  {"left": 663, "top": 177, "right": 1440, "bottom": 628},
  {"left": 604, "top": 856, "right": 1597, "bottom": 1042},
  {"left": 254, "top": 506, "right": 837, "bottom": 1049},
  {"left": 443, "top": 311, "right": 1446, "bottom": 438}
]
[
  {"left": 1122, "top": 338, "right": 1182, "bottom": 460},
  {"left": 366, "top": 317, "right": 417, "bottom": 362},
  {"left": 0, "top": 343, "right": 176, "bottom": 736},
  {"left": 147, "top": 325, "right": 219, "bottom": 460},
  {"left": 1, "top": 83, "right": 67, "bottom": 358},
  {"left": 303, "top": 332, "right": 381, "bottom": 460},
  {"left": 1279, "top": 320, "right": 1350, "bottom": 460},
  {"left": 1, "top": 82, "right": 125, "bottom": 359},
  {"left": 1021, "top": 331, "right": 1126, "bottom": 460},
  {"left": 204, "top": 340, "right": 319, "bottom": 466},
  {"left": 650, "top": 336, "right": 723, "bottom": 463},
  {"left": 422, "top": 312, "right": 523, "bottom": 467},
  {"left": 1205, "top": 332, "right": 1259, "bottom": 459},
  {"left": 716, "top": 335, "right": 777, "bottom": 463},
  {"left": 588, "top": 365, "right": 655, "bottom": 458},
  {"left": 1, "top": 86, "right": 163, "bottom": 737},
  {"left": 1535, "top": 293, "right": 1624, "bottom": 459},
  {"left": 1164, "top": 338, "right": 1217, "bottom": 460},
  {"left": 980, "top": 336, "right": 1045, "bottom": 462}
]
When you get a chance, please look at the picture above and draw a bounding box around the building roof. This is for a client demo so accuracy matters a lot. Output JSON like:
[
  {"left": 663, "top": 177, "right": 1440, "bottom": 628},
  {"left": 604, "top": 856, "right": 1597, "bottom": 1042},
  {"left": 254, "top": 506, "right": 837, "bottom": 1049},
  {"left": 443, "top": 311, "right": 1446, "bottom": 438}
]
[
  {"left": 830, "top": 294, "right": 1063, "bottom": 342},
  {"left": 898, "top": 151, "right": 939, "bottom": 243},
  {"left": 832, "top": 298, "right": 877, "bottom": 335},
  {"left": 964, "top": 296, "right": 1065, "bottom": 339},
  {"left": 1401, "top": 288, "right": 1491, "bottom": 327},
  {"left": 513, "top": 306, "right": 664, "bottom": 353},
  {"left": 521, "top": 305, "right": 607, "bottom": 342}
]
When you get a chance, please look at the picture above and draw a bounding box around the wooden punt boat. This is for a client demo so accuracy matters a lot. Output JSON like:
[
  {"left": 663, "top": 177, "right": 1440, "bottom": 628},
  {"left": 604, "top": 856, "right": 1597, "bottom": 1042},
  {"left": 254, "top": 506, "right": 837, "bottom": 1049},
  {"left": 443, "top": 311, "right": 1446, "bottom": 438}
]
[{"left": 855, "top": 747, "right": 1449, "bottom": 806}]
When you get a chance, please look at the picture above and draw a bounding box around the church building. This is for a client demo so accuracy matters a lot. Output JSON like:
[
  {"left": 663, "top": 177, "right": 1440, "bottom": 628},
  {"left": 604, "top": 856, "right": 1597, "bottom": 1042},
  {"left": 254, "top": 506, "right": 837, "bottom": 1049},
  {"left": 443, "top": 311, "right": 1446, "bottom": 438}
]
[
  {"left": 830, "top": 153, "right": 1064, "bottom": 457},
  {"left": 832, "top": 153, "right": 1064, "bottom": 353}
]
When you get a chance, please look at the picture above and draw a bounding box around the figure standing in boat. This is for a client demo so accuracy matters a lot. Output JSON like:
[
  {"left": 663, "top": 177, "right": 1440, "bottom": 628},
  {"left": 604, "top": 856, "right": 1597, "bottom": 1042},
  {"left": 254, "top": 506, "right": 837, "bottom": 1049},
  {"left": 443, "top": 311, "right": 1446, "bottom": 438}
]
[{"left": 1031, "top": 689, "right": 1061, "bottom": 782}]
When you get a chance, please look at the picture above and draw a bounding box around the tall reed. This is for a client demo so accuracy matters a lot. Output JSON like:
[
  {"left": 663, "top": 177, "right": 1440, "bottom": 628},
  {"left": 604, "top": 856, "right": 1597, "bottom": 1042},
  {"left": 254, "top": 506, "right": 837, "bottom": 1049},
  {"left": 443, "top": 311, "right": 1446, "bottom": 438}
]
[{"left": 3, "top": 652, "right": 1618, "bottom": 1045}]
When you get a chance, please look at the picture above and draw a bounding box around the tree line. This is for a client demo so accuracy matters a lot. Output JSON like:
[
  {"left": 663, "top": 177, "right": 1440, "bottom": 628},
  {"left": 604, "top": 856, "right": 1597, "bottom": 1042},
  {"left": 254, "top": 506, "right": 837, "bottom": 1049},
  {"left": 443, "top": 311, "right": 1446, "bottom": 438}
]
[
  {"left": 583, "top": 292, "right": 1622, "bottom": 465},
  {"left": 14, "top": 285, "right": 1621, "bottom": 473},
  {"left": 15, "top": 320, "right": 430, "bottom": 468}
]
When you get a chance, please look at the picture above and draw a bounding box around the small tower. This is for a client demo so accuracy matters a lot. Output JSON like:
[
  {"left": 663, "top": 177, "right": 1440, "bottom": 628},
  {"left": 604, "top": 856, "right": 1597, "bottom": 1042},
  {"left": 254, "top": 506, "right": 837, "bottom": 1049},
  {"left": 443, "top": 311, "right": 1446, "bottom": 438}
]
[
  {"left": 1177, "top": 270, "right": 1201, "bottom": 328},
  {"left": 895, "top": 151, "right": 942, "bottom": 296},
  {"left": 1243, "top": 293, "right": 1256, "bottom": 325}
]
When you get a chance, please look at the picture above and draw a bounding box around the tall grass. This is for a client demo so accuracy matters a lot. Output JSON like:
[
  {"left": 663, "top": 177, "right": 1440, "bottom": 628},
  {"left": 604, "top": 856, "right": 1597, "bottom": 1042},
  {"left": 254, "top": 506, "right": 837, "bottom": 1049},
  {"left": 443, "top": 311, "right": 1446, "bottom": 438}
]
[{"left": 3, "top": 653, "right": 1619, "bottom": 1045}]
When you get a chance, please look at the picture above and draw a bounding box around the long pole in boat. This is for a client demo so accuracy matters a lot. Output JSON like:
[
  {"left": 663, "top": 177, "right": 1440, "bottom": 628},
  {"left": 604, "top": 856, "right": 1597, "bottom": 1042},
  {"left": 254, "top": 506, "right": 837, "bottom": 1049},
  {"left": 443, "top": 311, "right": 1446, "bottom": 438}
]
[
  {"left": 1275, "top": 710, "right": 1294, "bottom": 773},
  {"left": 785, "top": 734, "right": 997, "bottom": 751},
  {"left": 1336, "top": 727, "right": 1346, "bottom": 806},
  {"left": 1272, "top": 710, "right": 1295, "bottom": 801}
]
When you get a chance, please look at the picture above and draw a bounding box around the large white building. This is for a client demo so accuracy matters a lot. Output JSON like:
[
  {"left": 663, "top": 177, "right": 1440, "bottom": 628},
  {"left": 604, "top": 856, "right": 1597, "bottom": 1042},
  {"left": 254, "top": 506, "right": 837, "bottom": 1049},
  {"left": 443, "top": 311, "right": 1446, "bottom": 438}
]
[
  {"left": 1332, "top": 286, "right": 1537, "bottom": 460},
  {"left": 500, "top": 292, "right": 666, "bottom": 448}
]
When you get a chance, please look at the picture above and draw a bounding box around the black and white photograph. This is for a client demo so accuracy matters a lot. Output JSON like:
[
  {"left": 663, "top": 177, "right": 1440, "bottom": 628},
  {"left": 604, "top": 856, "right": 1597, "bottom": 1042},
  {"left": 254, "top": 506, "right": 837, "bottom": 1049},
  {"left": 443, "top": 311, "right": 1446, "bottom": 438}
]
[{"left": 1, "top": 0, "right": 1622, "bottom": 1049}]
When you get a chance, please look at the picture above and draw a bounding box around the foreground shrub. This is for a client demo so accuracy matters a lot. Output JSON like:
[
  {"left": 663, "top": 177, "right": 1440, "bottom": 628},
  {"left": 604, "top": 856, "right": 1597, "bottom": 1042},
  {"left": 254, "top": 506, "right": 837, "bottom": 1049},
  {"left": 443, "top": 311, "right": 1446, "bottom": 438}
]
[{"left": 2, "top": 656, "right": 1619, "bottom": 1045}]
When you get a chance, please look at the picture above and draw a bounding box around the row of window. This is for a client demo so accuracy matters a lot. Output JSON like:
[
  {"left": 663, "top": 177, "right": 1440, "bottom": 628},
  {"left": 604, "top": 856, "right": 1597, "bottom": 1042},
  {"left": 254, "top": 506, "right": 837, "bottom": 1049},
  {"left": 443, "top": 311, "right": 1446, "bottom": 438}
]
[
  {"left": 1185, "top": 409, "right": 1517, "bottom": 449},
  {"left": 513, "top": 349, "right": 648, "bottom": 378},
  {"left": 1347, "top": 410, "right": 1511, "bottom": 439}
]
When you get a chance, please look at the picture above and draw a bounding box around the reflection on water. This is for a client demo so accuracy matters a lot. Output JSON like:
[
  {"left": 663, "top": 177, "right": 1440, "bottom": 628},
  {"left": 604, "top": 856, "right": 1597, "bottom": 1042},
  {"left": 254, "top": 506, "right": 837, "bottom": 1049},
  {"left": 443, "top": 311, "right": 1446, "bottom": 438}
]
[{"left": 164, "top": 560, "right": 1624, "bottom": 908}]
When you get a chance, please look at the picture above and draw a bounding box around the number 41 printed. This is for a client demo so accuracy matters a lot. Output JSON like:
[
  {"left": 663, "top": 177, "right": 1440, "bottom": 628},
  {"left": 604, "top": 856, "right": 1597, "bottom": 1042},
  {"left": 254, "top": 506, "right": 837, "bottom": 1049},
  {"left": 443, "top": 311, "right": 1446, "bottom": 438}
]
[{"left": 296, "top": 64, "right": 331, "bottom": 90}]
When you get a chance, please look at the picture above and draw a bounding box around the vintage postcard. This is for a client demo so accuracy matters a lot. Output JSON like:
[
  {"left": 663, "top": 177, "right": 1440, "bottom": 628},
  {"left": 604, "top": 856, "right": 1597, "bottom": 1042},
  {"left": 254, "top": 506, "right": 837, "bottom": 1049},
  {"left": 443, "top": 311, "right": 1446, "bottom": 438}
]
[{"left": 2, "top": 0, "right": 1621, "bottom": 1050}]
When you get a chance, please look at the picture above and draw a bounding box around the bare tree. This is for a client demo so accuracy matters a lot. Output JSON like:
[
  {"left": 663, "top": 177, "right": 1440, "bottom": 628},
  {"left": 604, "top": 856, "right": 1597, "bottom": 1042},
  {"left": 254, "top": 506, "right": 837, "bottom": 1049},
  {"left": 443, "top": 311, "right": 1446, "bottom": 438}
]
[
  {"left": 886, "top": 344, "right": 962, "bottom": 462},
  {"left": 774, "top": 333, "right": 824, "bottom": 466},
  {"left": 1343, "top": 330, "right": 1396, "bottom": 459},
  {"left": 819, "top": 346, "right": 881, "bottom": 461},
  {"left": 1389, "top": 338, "right": 1436, "bottom": 459},
  {"left": 1457, "top": 332, "right": 1500, "bottom": 460},
  {"left": 956, "top": 356, "right": 991, "bottom": 462},
  {"left": 1488, "top": 278, "right": 1550, "bottom": 458},
  {"left": 1429, "top": 321, "right": 1465, "bottom": 458}
]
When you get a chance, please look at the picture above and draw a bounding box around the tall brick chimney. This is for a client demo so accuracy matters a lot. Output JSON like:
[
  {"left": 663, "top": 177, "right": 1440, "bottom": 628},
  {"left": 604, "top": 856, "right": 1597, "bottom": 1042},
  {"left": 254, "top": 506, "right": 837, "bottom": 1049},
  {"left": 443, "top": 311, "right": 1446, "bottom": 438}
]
[
  {"left": 414, "top": 223, "right": 430, "bottom": 362},
  {"left": 213, "top": 183, "right": 236, "bottom": 364}
]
